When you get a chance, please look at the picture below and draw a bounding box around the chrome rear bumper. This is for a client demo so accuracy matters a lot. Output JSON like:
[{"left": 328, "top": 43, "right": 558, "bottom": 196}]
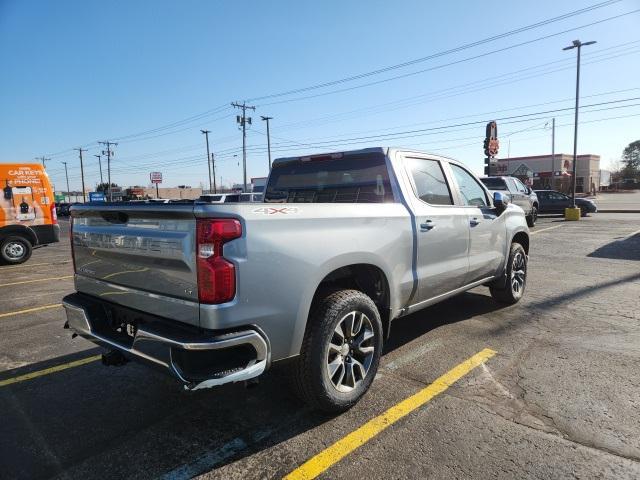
[{"left": 62, "top": 294, "right": 269, "bottom": 390}]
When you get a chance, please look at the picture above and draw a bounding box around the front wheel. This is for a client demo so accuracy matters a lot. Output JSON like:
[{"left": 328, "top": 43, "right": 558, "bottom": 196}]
[
  {"left": 490, "top": 243, "right": 527, "bottom": 304},
  {"left": 526, "top": 206, "right": 537, "bottom": 227},
  {"left": 0, "top": 236, "right": 33, "bottom": 265},
  {"left": 290, "top": 289, "right": 383, "bottom": 413}
]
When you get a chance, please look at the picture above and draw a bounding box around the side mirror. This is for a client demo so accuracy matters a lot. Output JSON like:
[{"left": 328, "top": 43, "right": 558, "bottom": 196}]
[
  {"left": 525, "top": 186, "right": 532, "bottom": 195},
  {"left": 493, "top": 191, "right": 510, "bottom": 213}
]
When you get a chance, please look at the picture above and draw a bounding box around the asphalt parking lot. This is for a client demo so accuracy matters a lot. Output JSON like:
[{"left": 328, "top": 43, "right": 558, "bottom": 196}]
[{"left": 1, "top": 214, "right": 639, "bottom": 479}]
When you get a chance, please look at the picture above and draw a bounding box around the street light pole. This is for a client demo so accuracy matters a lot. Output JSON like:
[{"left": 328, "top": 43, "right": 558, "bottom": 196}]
[
  {"left": 61, "top": 162, "right": 70, "bottom": 202},
  {"left": 563, "top": 39, "right": 596, "bottom": 208},
  {"left": 94, "top": 154, "right": 104, "bottom": 185},
  {"left": 201, "top": 130, "right": 213, "bottom": 193},
  {"left": 550, "top": 117, "right": 555, "bottom": 189},
  {"left": 261, "top": 116, "right": 273, "bottom": 170},
  {"left": 74, "top": 147, "right": 87, "bottom": 203}
]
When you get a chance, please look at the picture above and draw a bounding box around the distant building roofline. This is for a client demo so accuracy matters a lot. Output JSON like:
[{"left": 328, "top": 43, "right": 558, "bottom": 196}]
[{"left": 498, "top": 153, "right": 600, "bottom": 161}]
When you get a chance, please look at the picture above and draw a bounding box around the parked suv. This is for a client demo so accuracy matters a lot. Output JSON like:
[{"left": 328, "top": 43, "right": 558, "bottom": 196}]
[
  {"left": 63, "top": 148, "right": 529, "bottom": 412},
  {"left": 480, "top": 176, "right": 538, "bottom": 227}
]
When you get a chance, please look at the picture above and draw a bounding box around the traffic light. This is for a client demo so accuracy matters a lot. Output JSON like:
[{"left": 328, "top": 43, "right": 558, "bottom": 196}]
[{"left": 484, "top": 157, "right": 491, "bottom": 176}]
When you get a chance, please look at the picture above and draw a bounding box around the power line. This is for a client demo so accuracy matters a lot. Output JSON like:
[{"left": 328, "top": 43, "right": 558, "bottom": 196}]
[
  {"left": 257, "top": 9, "right": 640, "bottom": 107},
  {"left": 271, "top": 41, "right": 640, "bottom": 133},
  {"left": 37, "top": 5, "right": 637, "bottom": 163},
  {"left": 246, "top": 0, "right": 622, "bottom": 102}
]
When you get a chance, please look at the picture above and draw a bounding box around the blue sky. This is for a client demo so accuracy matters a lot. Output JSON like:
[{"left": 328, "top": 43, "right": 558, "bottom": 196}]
[{"left": 1, "top": 0, "right": 639, "bottom": 191}]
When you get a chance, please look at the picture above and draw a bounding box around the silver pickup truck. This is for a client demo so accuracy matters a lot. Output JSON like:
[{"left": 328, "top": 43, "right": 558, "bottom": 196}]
[{"left": 63, "top": 147, "right": 529, "bottom": 412}]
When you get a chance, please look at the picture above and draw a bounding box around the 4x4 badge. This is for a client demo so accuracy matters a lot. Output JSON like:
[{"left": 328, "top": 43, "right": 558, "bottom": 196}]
[{"left": 252, "top": 207, "right": 300, "bottom": 215}]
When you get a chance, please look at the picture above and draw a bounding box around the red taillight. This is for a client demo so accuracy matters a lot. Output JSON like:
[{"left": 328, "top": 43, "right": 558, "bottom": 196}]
[
  {"left": 196, "top": 218, "right": 242, "bottom": 304},
  {"left": 50, "top": 203, "right": 58, "bottom": 224},
  {"left": 70, "top": 217, "right": 76, "bottom": 273}
]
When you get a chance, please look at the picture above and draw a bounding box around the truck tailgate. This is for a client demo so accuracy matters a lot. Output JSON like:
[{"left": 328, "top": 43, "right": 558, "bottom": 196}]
[{"left": 71, "top": 204, "right": 199, "bottom": 326}]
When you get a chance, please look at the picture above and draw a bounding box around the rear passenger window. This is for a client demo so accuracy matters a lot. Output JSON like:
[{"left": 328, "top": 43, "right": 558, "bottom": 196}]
[
  {"left": 406, "top": 158, "right": 453, "bottom": 205},
  {"left": 450, "top": 165, "right": 488, "bottom": 207}
]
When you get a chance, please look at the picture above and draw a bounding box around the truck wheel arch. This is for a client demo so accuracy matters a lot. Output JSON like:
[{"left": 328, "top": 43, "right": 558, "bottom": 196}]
[
  {"left": 0, "top": 224, "right": 38, "bottom": 246},
  {"left": 291, "top": 263, "right": 392, "bottom": 358},
  {"left": 511, "top": 231, "right": 529, "bottom": 254}
]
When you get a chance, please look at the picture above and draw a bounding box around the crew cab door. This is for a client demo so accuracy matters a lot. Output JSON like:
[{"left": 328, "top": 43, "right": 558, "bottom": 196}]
[
  {"left": 448, "top": 164, "right": 506, "bottom": 285},
  {"left": 506, "top": 177, "right": 530, "bottom": 214},
  {"left": 402, "top": 156, "right": 469, "bottom": 302}
]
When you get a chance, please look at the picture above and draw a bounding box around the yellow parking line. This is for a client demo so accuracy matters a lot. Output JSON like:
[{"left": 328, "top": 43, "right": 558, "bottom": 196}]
[
  {"left": 530, "top": 225, "right": 563, "bottom": 235},
  {"left": 0, "top": 275, "right": 73, "bottom": 287},
  {"left": 0, "top": 355, "right": 101, "bottom": 388},
  {"left": 1, "top": 261, "right": 71, "bottom": 270},
  {"left": 0, "top": 304, "right": 62, "bottom": 319},
  {"left": 284, "top": 348, "right": 497, "bottom": 480}
]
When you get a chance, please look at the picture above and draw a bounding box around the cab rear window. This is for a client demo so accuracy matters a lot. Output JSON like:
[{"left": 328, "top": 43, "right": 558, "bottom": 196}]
[
  {"left": 264, "top": 152, "right": 394, "bottom": 203},
  {"left": 480, "top": 178, "right": 508, "bottom": 190}
]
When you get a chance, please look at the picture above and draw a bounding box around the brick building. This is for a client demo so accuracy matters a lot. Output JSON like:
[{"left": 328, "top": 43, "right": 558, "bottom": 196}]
[{"left": 494, "top": 154, "right": 600, "bottom": 194}]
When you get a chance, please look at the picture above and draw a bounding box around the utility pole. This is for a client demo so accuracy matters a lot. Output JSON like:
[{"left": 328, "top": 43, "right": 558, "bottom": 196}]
[
  {"left": 211, "top": 152, "right": 217, "bottom": 193},
  {"left": 99, "top": 141, "right": 117, "bottom": 201},
  {"left": 550, "top": 117, "right": 555, "bottom": 189},
  {"left": 201, "top": 130, "right": 213, "bottom": 193},
  {"left": 94, "top": 154, "right": 104, "bottom": 185},
  {"left": 563, "top": 39, "right": 596, "bottom": 208},
  {"left": 36, "top": 156, "right": 51, "bottom": 168},
  {"left": 261, "top": 116, "right": 273, "bottom": 170},
  {"left": 232, "top": 102, "right": 256, "bottom": 192},
  {"left": 61, "top": 161, "right": 71, "bottom": 202},
  {"left": 74, "top": 147, "right": 87, "bottom": 203}
]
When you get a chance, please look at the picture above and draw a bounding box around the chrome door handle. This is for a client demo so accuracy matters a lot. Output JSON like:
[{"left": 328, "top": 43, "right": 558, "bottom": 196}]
[
  {"left": 470, "top": 218, "right": 481, "bottom": 227},
  {"left": 420, "top": 220, "right": 435, "bottom": 231}
]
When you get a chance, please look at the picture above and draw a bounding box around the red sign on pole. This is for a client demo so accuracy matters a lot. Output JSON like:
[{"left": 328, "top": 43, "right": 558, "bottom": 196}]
[{"left": 150, "top": 172, "right": 162, "bottom": 184}]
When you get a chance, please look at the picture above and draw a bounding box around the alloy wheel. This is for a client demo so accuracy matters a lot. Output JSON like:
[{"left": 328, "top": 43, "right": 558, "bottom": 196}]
[
  {"left": 510, "top": 251, "right": 526, "bottom": 297},
  {"left": 326, "top": 311, "right": 376, "bottom": 393}
]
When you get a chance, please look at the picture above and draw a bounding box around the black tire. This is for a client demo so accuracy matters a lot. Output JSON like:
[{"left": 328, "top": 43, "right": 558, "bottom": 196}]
[
  {"left": 290, "top": 289, "right": 383, "bottom": 413},
  {"left": 0, "top": 235, "right": 33, "bottom": 265},
  {"left": 490, "top": 243, "right": 527, "bottom": 305},
  {"left": 526, "top": 206, "right": 537, "bottom": 227}
]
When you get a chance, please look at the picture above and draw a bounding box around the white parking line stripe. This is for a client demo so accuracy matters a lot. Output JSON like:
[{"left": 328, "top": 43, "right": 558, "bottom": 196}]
[
  {"left": 623, "top": 228, "right": 640, "bottom": 239},
  {"left": 530, "top": 225, "right": 563, "bottom": 235}
]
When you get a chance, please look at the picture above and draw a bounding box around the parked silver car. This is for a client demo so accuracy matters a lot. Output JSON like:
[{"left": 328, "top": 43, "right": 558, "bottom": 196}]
[{"left": 63, "top": 147, "right": 529, "bottom": 412}]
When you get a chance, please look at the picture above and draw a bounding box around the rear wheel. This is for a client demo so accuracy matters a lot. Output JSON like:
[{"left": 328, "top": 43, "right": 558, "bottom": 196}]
[
  {"left": 291, "top": 289, "right": 383, "bottom": 412},
  {"left": 0, "top": 235, "right": 33, "bottom": 265},
  {"left": 490, "top": 243, "right": 527, "bottom": 304}
]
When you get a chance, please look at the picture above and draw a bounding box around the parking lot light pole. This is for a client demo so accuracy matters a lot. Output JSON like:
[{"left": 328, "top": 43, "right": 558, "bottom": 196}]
[
  {"left": 261, "top": 116, "right": 273, "bottom": 170},
  {"left": 61, "top": 162, "right": 70, "bottom": 202},
  {"left": 201, "top": 130, "right": 213, "bottom": 193},
  {"left": 563, "top": 39, "right": 596, "bottom": 208},
  {"left": 94, "top": 154, "right": 104, "bottom": 185}
]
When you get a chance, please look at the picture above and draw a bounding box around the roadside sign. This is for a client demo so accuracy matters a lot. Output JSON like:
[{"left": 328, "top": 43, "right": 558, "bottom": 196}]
[
  {"left": 54, "top": 194, "right": 65, "bottom": 202},
  {"left": 150, "top": 172, "right": 162, "bottom": 184},
  {"left": 483, "top": 121, "right": 499, "bottom": 157},
  {"left": 89, "top": 192, "right": 106, "bottom": 202}
]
